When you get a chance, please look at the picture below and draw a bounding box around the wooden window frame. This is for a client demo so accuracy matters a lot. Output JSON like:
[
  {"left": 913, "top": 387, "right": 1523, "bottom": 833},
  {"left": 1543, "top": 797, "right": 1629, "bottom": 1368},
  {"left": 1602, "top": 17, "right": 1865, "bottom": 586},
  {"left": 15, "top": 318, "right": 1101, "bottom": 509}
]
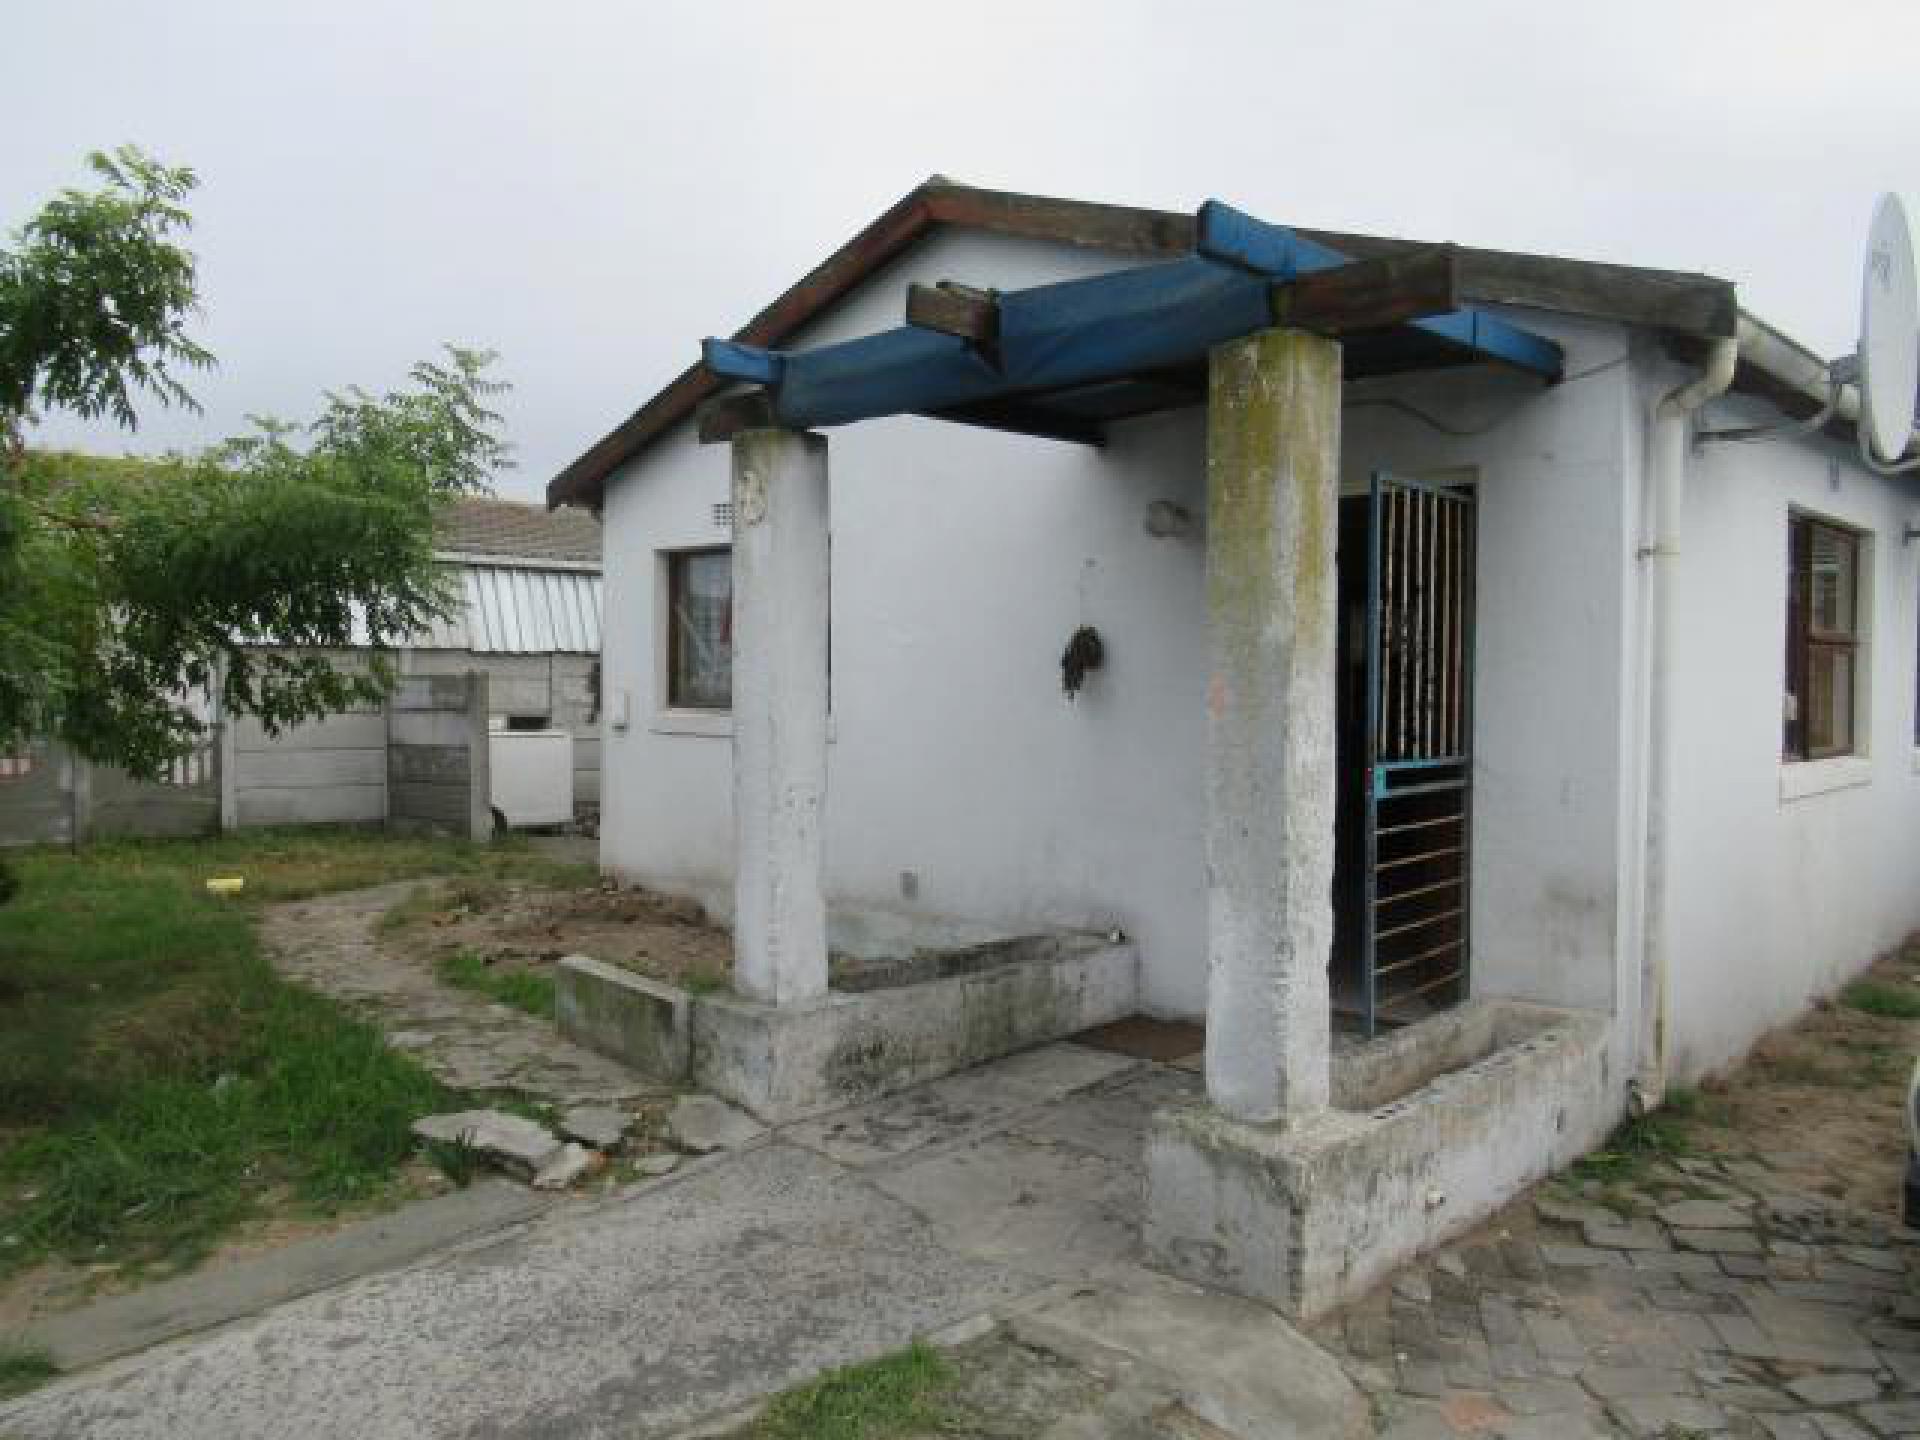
[
  {"left": 1784, "top": 513, "right": 1862, "bottom": 762},
  {"left": 666, "top": 546, "right": 733, "bottom": 713}
]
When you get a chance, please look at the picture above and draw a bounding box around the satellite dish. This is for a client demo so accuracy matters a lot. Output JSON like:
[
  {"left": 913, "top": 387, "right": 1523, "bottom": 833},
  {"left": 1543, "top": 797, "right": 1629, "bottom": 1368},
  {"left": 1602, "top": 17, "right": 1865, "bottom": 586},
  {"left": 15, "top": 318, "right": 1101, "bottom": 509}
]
[{"left": 1859, "top": 194, "right": 1919, "bottom": 464}]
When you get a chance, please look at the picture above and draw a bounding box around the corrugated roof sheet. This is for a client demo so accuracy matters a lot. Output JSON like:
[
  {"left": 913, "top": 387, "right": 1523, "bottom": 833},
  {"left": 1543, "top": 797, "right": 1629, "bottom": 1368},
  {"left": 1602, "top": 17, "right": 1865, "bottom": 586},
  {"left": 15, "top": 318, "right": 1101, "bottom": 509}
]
[{"left": 417, "top": 563, "right": 603, "bottom": 654}]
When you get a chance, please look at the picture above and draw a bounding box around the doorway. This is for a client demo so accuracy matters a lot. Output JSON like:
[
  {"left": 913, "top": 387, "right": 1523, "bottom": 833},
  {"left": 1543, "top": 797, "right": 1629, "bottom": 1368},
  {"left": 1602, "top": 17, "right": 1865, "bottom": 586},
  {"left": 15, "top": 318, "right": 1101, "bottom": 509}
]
[{"left": 1332, "top": 473, "right": 1476, "bottom": 1035}]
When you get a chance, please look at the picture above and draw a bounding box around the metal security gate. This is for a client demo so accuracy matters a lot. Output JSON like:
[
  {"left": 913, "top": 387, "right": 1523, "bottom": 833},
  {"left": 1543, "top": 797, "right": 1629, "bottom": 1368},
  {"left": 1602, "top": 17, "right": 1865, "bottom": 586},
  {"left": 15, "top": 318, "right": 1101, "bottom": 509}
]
[{"left": 1360, "top": 471, "right": 1475, "bottom": 1035}]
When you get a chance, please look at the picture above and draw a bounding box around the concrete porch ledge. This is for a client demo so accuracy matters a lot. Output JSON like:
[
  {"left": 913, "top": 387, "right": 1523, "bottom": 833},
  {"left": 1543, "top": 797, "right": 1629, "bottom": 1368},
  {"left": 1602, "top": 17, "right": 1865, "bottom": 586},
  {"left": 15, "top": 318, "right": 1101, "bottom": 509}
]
[
  {"left": 1144, "top": 1000, "right": 1614, "bottom": 1321},
  {"left": 695, "top": 933, "right": 1137, "bottom": 1122},
  {"left": 558, "top": 933, "right": 1138, "bottom": 1124}
]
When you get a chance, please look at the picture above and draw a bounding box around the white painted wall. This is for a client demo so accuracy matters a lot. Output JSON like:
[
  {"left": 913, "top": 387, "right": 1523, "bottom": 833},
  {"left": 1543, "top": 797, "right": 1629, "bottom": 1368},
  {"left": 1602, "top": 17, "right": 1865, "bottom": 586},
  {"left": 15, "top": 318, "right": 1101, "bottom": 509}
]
[
  {"left": 1338, "top": 320, "right": 1643, "bottom": 1070},
  {"left": 1662, "top": 387, "right": 1920, "bottom": 1080},
  {"left": 595, "top": 224, "right": 1919, "bottom": 1069},
  {"left": 600, "top": 230, "right": 1216, "bottom": 1013},
  {"left": 597, "top": 223, "right": 1649, "bottom": 1022}
]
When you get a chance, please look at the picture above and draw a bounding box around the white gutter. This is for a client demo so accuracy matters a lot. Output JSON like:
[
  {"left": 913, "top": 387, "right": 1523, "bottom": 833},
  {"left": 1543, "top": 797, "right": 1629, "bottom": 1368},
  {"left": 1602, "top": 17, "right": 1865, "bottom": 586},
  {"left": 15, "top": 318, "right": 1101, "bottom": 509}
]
[
  {"left": 1633, "top": 335, "right": 1738, "bottom": 1112},
  {"left": 1733, "top": 311, "right": 1920, "bottom": 456}
]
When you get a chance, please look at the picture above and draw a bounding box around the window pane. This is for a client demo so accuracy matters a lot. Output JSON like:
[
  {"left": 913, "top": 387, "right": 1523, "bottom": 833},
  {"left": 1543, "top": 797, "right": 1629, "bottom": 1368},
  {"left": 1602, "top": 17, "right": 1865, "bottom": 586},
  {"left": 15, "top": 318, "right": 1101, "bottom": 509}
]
[
  {"left": 1808, "top": 524, "right": 1857, "bottom": 638},
  {"left": 1806, "top": 644, "right": 1854, "bottom": 757},
  {"left": 670, "top": 551, "right": 732, "bottom": 709}
]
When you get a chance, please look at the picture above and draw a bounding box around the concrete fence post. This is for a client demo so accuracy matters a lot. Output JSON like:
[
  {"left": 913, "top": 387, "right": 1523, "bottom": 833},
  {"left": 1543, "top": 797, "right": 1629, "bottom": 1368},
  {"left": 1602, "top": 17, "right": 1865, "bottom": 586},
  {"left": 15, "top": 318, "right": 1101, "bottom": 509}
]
[
  {"left": 466, "top": 670, "right": 492, "bottom": 842},
  {"left": 1201, "top": 327, "right": 1341, "bottom": 1125},
  {"left": 729, "top": 427, "right": 831, "bottom": 1006},
  {"left": 68, "top": 747, "right": 92, "bottom": 848},
  {"left": 215, "top": 718, "right": 237, "bottom": 834}
]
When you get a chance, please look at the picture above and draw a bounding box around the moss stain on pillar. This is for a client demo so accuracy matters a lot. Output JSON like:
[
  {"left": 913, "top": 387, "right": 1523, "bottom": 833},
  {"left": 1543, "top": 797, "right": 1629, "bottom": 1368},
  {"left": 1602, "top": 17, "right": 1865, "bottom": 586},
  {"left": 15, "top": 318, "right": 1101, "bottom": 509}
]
[{"left": 1201, "top": 326, "right": 1342, "bottom": 1126}]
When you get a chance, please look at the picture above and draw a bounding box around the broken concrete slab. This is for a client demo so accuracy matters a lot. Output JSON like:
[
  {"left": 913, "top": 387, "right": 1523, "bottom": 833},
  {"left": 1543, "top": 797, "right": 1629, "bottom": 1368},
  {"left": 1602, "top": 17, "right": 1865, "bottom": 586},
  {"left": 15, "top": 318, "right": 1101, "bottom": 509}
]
[
  {"left": 666, "top": 1094, "right": 766, "bottom": 1154},
  {"left": 1008, "top": 1270, "right": 1367, "bottom": 1440},
  {"left": 557, "top": 1104, "right": 634, "bottom": 1153},
  {"left": 411, "top": 1109, "right": 563, "bottom": 1178},
  {"left": 1656, "top": 1199, "right": 1752, "bottom": 1230},
  {"left": 1534, "top": 1192, "right": 1623, "bottom": 1230},
  {"left": 1784, "top": 1372, "right": 1880, "bottom": 1406},
  {"left": 23, "top": 1181, "right": 548, "bottom": 1371},
  {"left": 635, "top": 1152, "right": 684, "bottom": 1177},
  {"left": 1581, "top": 1219, "right": 1669, "bottom": 1251},
  {"left": 532, "top": 1142, "right": 599, "bottom": 1191},
  {"left": 1674, "top": 1227, "right": 1764, "bottom": 1255},
  {"left": 556, "top": 956, "right": 691, "bottom": 1082}
]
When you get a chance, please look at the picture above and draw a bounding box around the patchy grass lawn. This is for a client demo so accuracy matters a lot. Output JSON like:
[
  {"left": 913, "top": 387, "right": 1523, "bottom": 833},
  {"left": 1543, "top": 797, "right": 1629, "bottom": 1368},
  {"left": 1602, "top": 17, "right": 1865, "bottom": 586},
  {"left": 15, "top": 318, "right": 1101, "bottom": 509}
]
[
  {"left": 1567, "top": 1085, "right": 1723, "bottom": 1187},
  {"left": 1841, "top": 976, "right": 1920, "bottom": 1020},
  {"left": 750, "top": 1343, "right": 953, "bottom": 1440},
  {"left": 435, "top": 948, "right": 556, "bottom": 1018},
  {"left": 0, "top": 829, "right": 580, "bottom": 1286},
  {"left": 720, "top": 1334, "right": 1106, "bottom": 1440},
  {"left": 0, "top": 1340, "right": 58, "bottom": 1399}
]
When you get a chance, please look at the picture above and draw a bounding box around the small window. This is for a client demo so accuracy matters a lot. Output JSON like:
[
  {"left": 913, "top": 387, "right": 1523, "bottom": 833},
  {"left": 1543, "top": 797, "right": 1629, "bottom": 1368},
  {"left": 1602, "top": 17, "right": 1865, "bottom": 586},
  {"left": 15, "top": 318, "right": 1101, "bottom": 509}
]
[
  {"left": 668, "top": 548, "right": 733, "bottom": 710},
  {"left": 1785, "top": 514, "right": 1863, "bottom": 761},
  {"left": 504, "top": 715, "right": 548, "bottom": 732}
]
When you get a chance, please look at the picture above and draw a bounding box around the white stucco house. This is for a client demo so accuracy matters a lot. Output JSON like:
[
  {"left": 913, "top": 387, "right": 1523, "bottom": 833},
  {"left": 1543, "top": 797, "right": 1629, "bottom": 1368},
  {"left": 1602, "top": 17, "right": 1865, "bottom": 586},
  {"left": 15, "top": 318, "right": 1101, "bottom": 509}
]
[{"left": 549, "top": 181, "right": 1920, "bottom": 1316}]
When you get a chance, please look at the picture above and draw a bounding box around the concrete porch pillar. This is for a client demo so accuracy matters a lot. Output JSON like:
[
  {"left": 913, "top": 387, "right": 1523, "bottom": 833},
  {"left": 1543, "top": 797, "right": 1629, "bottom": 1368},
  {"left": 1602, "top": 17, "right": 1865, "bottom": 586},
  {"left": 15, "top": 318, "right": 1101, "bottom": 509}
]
[
  {"left": 729, "top": 427, "right": 830, "bottom": 1006},
  {"left": 1201, "top": 327, "right": 1341, "bottom": 1125}
]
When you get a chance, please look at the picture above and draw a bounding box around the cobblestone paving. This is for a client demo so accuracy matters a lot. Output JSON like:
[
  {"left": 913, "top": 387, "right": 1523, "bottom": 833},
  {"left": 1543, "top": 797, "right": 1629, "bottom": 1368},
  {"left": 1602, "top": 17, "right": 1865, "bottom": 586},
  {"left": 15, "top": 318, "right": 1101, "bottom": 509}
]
[{"left": 1312, "top": 1146, "right": 1920, "bottom": 1438}]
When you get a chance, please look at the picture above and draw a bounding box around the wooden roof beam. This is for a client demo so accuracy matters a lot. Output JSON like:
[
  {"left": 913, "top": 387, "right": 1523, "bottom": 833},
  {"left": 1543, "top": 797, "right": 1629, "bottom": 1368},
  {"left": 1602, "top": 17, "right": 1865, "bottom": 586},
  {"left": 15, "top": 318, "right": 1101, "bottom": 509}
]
[
  {"left": 905, "top": 282, "right": 1001, "bottom": 367},
  {"left": 696, "top": 389, "right": 780, "bottom": 445},
  {"left": 1271, "top": 246, "right": 1461, "bottom": 336}
]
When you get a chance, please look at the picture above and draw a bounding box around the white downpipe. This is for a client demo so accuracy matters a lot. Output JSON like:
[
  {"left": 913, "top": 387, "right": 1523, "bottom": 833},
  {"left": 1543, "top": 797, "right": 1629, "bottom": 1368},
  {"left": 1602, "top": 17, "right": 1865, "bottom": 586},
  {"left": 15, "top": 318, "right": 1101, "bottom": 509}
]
[{"left": 1634, "top": 337, "right": 1739, "bottom": 1112}]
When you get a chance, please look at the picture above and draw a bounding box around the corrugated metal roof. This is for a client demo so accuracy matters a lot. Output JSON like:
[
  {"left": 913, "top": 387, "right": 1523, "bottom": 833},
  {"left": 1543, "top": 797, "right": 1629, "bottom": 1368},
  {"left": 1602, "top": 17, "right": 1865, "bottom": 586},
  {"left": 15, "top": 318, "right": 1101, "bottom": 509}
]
[{"left": 416, "top": 562, "right": 603, "bottom": 654}]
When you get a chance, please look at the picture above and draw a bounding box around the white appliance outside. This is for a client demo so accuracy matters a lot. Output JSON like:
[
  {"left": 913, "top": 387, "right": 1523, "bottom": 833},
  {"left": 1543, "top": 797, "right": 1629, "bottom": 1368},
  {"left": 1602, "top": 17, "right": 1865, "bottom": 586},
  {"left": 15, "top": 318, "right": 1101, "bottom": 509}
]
[{"left": 489, "top": 728, "right": 574, "bottom": 828}]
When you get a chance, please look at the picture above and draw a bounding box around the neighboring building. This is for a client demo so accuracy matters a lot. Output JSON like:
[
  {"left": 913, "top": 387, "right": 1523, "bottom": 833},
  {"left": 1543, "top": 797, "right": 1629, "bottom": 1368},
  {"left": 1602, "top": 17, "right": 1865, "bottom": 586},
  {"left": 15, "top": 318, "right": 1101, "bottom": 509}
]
[
  {"left": 224, "top": 494, "right": 604, "bottom": 830},
  {"left": 550, "top": 180, "right": 1920, "bottom": 1314}
]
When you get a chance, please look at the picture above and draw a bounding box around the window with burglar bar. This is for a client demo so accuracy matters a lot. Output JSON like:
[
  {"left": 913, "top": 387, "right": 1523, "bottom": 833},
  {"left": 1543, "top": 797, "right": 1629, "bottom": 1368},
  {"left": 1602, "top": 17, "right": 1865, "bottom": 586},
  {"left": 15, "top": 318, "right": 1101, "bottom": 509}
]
[{"left": 1784, "top": 513, "right": 1863, "bottom": 762}]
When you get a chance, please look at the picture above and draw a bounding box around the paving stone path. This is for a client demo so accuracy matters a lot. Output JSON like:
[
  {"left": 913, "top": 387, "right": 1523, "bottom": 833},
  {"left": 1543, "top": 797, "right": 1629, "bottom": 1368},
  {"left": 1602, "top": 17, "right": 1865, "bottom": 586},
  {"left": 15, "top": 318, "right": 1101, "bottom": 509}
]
[
  {"left": 262, "top": 880, "right": 663, "bottom": 1104},
  {"left": 1312, "top": 1146, "right": 1920, "bottom": 1438}
]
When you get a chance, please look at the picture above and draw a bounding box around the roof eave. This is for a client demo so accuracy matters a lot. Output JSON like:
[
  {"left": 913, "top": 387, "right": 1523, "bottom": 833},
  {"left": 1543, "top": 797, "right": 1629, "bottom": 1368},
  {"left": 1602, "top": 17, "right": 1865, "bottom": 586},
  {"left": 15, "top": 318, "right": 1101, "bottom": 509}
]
[{"left": 548, "top": 182, "right": 1742, "bottom": 510}]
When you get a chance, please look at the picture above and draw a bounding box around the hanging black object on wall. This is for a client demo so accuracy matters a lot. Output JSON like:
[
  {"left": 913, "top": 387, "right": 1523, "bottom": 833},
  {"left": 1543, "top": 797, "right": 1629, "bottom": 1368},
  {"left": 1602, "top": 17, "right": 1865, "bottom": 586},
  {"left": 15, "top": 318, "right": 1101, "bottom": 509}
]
[{"left": 1061, "top": 625, "right": 1104, "bottom": 701}]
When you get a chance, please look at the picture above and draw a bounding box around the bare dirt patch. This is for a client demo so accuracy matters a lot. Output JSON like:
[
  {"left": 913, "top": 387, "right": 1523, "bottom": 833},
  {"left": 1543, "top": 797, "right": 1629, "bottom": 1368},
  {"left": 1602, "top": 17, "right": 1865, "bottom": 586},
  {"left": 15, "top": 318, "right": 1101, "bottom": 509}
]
[
  {"left": 1687, "top": 940, "right": 1920, "bottom": 1217},
  {"left": 382, "top": 876, "right": 733, "bottom": 996}
]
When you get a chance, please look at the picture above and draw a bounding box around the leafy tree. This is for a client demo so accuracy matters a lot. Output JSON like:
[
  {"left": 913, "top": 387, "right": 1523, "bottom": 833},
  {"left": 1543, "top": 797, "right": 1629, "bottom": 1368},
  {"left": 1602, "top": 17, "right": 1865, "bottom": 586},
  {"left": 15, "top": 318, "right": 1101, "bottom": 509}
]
[{"left": 0, "top": 147, "right": 511, "bottom": 783}]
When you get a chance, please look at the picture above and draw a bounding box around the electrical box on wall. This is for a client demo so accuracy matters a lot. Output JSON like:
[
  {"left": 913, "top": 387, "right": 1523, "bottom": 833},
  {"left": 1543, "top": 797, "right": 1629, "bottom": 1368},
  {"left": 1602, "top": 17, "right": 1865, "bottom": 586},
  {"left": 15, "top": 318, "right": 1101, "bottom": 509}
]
[{"left": 611, "top": 689, "right": 631, "bottom": 732}]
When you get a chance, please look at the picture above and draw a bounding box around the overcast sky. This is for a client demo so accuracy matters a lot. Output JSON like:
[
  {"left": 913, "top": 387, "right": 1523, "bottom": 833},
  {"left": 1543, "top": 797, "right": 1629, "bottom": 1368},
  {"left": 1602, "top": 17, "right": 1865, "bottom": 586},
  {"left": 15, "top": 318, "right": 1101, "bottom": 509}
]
[{"left": 7, "top": 1, "right": 1918, "bottom": 502}]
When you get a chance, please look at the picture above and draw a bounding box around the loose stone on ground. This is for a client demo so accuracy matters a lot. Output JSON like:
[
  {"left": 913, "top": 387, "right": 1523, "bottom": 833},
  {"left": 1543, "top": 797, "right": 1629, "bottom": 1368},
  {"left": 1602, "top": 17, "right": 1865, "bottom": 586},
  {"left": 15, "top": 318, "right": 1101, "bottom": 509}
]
[
  {"left": 557, "top": 1104, "right": 636, "bottom": 1152},
  {"left": 411, "top": 1110, "right": 566, "bottom": 1179},
  {"left": 667, "top": 1094, "right": 767, "bottom": 1154}
]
